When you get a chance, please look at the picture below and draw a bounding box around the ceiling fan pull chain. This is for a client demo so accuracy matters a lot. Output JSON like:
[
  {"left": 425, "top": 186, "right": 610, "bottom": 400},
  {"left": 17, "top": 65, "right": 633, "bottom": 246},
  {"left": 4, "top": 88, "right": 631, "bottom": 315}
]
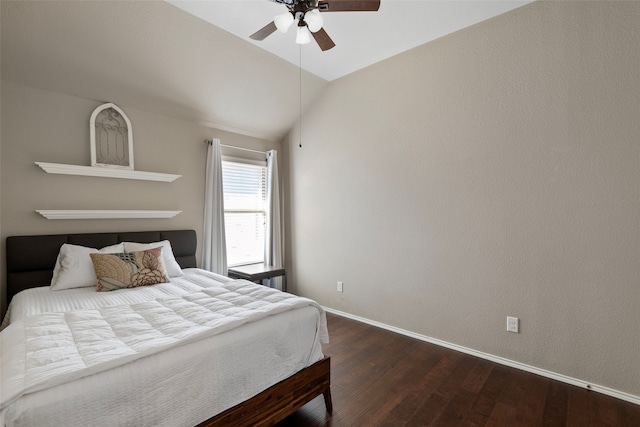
[{"left": 299, "top": 43, "right": 303, "bottom": 148}]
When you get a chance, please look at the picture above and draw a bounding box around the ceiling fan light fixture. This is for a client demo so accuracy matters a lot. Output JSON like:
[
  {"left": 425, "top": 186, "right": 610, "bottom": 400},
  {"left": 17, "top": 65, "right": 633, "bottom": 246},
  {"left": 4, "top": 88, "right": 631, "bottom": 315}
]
[
  {"left": 274, "top": 12, "right": 294, "bottom": 33},
  {"left": 252, "top": 0, "right": 379, "bottom": 50},
  {"left": 295, "top": 26, "right": 311, "bottom": 44},
  {"left": 305, "top": 10, "right": 323, "bottom": 33}
]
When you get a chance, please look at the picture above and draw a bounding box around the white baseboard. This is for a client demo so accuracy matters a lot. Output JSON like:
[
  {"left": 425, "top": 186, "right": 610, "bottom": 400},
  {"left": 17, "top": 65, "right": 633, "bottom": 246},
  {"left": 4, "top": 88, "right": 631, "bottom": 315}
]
[{"left": 323, "top": 307, "right": 640, "bottom": 406}]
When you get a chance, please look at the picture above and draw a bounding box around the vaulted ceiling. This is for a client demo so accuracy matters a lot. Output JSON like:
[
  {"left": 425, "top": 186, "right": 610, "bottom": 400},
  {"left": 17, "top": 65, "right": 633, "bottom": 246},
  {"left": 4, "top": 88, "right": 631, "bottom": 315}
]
[
  {"left": 1, "top": 1, "right": 531, "bottom": 141},
  {"left": 170, "top": 0, "right": 532, "bottom": 82}
]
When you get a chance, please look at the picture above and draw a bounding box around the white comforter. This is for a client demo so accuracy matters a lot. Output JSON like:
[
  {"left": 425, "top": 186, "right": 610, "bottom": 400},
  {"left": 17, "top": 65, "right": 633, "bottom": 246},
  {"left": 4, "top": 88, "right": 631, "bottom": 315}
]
[
  {"left": 0, "top": 269, "right": 328, "bottom": 427},
  {"left": 2, "top": 269, "right": 236, "bottom": 328}
]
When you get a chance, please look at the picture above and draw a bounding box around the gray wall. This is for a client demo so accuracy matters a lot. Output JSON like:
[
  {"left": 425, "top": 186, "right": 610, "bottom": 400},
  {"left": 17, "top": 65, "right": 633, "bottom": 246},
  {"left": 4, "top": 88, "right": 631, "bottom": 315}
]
[
  {"left": 0, "top": 81, "right": 279, "bottom": 314},
  {"left": 285, "top": 1, "right": 640, "bottom": 397}
]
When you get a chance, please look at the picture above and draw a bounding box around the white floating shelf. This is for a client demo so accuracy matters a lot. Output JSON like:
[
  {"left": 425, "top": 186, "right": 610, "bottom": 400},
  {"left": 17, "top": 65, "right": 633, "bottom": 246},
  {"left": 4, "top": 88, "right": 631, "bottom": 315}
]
[
  {"left": 35, "top": 162, "right": 181, "bottom": 182},
  {"left": 36, "top": 210, "right": 182, "bottom": 220}
]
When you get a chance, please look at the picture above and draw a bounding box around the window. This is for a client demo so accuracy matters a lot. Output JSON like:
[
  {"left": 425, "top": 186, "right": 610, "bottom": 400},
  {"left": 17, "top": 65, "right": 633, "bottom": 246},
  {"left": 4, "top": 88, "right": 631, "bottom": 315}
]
[{"left": 222, "top": 158, "right": 267, "bottom": 267}]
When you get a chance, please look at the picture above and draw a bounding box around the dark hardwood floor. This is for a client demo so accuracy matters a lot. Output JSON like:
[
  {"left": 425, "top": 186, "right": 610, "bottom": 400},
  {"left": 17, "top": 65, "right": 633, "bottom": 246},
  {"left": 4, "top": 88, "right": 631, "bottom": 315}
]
[{"left": 277, "top": 312, "right": 640, "bottom": 426}]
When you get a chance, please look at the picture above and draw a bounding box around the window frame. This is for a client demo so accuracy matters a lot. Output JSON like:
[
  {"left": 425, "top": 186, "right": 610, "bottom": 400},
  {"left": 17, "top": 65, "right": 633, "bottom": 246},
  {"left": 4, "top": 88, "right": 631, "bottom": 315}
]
[{"left": 221, "top": 155, "right": 268, "bottom": 268}]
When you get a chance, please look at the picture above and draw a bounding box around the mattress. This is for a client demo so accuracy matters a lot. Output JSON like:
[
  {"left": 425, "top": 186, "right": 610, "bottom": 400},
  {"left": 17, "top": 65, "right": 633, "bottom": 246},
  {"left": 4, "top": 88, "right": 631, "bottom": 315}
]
[{"left": 0, "top": 268, "right": 327, "bottom": 427}]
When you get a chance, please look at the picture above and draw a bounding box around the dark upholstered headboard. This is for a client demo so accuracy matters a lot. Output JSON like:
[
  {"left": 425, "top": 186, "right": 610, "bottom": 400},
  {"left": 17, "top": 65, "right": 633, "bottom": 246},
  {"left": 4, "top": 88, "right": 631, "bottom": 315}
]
[{"left": 6, "top": 230, "right": 197, "bottom": 303}]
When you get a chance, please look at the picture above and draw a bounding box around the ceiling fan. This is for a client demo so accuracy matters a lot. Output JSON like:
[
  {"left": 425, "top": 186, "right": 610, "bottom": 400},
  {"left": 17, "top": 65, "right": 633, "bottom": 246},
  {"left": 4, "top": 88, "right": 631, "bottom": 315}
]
[{"left": 250, "top": 0, "right": 381, "bottom": 51}]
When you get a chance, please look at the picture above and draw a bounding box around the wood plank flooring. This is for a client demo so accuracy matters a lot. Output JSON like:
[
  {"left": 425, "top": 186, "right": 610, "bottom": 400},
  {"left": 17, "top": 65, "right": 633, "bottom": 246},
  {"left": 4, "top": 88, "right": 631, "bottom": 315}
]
[{"left": 276, "top": 313, "right": 640, "bottom": 426}]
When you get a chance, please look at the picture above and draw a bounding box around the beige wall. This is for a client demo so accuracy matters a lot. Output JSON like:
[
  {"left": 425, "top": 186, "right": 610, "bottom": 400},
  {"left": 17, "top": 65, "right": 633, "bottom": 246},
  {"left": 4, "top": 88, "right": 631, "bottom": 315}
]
[
  {"left": 0, "top": 81, "right": 279, "bottom": 314},
  {"left": 286, "top": 1, "right": 640, "bottom": 397}
]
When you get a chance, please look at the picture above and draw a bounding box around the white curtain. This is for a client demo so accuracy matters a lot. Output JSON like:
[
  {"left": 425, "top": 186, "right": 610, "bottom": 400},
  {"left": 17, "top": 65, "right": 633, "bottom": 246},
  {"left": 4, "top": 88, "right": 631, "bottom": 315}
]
[
  {"left": 264, "top": 150, "right": 284, "bottom": 290},
  {"left": 201, "top": 138, "right": 227, "bottom": 276}
]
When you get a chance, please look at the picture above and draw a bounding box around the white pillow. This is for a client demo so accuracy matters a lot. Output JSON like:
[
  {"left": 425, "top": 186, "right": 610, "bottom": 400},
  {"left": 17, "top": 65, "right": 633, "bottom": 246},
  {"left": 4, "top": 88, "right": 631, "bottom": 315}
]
[
  {"left": 123, "top": 240, "right": 183, "bottom": 277},
  {"left": 51, "top": 243, "right": 125, "bottom": 291}
]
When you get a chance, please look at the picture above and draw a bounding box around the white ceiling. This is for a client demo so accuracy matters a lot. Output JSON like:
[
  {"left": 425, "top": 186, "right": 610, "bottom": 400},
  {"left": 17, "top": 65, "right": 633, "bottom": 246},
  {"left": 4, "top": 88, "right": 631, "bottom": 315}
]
[{"left": 168, "top": 0, "right": 533, "bottom": 82}]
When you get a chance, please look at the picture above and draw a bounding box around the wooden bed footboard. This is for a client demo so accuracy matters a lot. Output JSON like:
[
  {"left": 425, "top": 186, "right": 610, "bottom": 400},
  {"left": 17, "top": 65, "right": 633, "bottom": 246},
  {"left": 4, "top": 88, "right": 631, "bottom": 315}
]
[{"left": 197, "top": 357, "right": 332, "bottom": 427}]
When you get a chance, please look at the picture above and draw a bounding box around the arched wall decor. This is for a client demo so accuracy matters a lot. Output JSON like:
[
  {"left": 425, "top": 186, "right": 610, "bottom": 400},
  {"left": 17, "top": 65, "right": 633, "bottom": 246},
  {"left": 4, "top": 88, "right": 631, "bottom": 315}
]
[
  {"left": 90, "top": 103, "right": 134, "bottom": 169},
  {"left": 35, "top": 102, "right": 183, "bottom": 219}
]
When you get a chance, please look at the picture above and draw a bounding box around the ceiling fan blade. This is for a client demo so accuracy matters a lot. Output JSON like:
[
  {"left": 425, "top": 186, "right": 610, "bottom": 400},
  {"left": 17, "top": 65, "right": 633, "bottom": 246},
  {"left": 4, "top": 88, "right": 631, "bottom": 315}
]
[
  {"left": 317, "top": 0, "right": 380, "bottom": 12},
  {"left": 311, "top": 28, "right": 336, "bottom": 51},
  {"left": 250, "top": 21, "right": 278, "bottom": 41}
]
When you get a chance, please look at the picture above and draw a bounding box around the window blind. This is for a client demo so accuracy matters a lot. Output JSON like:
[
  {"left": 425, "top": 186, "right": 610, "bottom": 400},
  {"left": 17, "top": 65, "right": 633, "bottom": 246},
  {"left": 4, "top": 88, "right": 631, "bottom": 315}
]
[{"left": 222, "top": 159, "right": 267, "bottom": 267}]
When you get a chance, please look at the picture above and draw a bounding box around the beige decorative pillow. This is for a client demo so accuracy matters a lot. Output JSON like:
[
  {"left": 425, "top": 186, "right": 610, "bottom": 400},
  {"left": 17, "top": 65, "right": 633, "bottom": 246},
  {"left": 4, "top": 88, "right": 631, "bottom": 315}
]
[
  {"left": 90, "top": 247, "right": 169, "bottom": 292},
  {"left": 123, "top": 240, "right": 183, "bottom": 277}
]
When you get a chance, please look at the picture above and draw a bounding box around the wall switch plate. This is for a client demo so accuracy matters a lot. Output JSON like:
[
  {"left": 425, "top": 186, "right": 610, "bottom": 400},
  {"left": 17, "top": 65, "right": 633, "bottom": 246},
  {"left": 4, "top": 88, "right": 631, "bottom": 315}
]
[
  {"left": 337, "top": 281, "right": 343, "bottom": 292},
  {"left": 507, "top": 316, "right": 519, "bottom": 333}
]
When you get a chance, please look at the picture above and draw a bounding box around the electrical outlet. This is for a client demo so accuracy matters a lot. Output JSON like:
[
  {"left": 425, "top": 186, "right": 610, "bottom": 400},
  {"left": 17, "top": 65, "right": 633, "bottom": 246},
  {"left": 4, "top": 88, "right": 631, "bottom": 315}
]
[
  {"left": 507, "top": 316, "right": 519, "bottom": 333},
  {"left": 337, "top": 281, "right": 343, "bottom": 292}
]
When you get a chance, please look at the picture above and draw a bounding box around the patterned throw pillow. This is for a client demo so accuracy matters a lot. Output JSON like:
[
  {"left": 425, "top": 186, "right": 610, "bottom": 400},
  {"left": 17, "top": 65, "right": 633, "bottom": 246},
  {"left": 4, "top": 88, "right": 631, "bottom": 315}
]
[{"left": 89, "top": 247, "right": 169, "bottom": 292}]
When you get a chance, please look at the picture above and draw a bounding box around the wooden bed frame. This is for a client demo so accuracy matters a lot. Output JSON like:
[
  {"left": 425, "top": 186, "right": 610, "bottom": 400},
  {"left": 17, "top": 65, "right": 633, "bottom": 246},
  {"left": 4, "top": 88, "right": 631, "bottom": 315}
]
[{"left": 5, "top": 229, "right": 332, "bottom": 426}]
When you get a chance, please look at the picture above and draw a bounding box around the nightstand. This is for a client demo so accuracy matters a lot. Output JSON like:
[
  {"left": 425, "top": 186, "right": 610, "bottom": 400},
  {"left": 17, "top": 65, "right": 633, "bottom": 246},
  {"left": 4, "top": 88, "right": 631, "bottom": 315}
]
[{"left": 228, "top": 263, "right": 287, "bottom": 292}]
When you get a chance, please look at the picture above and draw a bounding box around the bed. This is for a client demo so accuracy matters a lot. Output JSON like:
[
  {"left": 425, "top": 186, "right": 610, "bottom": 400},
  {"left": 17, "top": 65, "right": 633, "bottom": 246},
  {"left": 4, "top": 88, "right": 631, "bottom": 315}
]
[{"left": 2, "top": 230, "right": 332, "bottom": 427}]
